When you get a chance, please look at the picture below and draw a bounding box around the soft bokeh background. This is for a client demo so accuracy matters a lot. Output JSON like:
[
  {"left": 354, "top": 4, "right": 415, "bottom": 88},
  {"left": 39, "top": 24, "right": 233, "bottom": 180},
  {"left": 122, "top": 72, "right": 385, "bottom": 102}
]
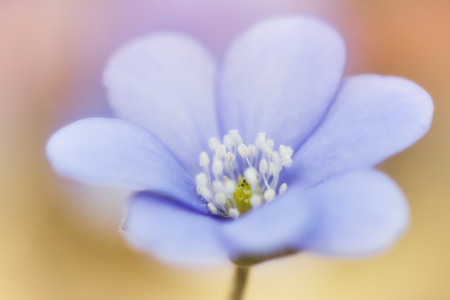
[{"left": 1, "top": 0, "right": 449, "bottom": 299}]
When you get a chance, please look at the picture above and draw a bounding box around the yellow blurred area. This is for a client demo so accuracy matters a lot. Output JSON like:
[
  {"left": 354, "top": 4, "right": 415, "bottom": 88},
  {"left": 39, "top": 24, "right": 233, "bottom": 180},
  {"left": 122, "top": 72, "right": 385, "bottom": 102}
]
[{"left": 1, "top": 0, "right": 450, "bottom": 299}]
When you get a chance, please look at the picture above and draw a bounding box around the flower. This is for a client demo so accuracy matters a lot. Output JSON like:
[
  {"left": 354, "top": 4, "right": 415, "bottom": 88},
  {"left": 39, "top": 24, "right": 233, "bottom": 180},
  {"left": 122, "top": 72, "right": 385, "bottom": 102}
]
[{"left": 46, "top": 16, "right": 433, "bottom": 266}]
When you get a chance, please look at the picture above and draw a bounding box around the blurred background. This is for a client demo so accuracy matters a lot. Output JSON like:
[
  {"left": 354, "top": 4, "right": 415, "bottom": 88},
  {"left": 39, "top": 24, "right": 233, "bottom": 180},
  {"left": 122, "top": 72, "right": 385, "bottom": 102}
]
[{"left": 1, "top": 0, "right": 449, "bottom": 299}]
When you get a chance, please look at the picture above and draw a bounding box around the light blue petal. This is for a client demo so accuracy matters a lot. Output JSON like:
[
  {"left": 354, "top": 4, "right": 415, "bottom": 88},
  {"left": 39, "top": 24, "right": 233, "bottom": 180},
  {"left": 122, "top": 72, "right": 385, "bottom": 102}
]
[
  {"left": 103, "top": 33, "right": 220, "bottom": 175},
  {"left": 123, "top": 192, "right": 228, "bottom": 266},
  {"left": 46, "top": 118, "right": 207, "bottom": 213},
  {"left": 219, "top": 184, "right": 311, "bottom": 258},
  {"left": 218, "top": 16, "right": 346, "bottom": 146},
  {"left": 285, "top": 74, "right": 433, "bottom": 187},
  {"left": 298, "top": 170, "right": 410, "bottom": 256}
]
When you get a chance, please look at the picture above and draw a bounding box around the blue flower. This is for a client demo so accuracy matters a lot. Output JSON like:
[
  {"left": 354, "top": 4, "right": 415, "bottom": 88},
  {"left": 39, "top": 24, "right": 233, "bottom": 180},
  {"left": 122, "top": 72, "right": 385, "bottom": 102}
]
[{"left": 46, "top": 16, "right": 433, "bottom": 266}]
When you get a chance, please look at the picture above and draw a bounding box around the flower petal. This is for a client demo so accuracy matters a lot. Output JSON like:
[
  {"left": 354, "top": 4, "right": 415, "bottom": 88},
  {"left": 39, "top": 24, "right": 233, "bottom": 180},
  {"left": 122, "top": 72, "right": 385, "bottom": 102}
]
[
  {"left": 298, "top": 170, "right": 409, "bottom": 256},
  {"left": 219, "top": 183, "right": 311, "bottom": 258},
  {"left": 46, "top": 118, "right": 207, "bottom": 213},
  {"left": 218, "top": 16, "right": 346, "bottom": 146},
  {"left": 103, "top": 33, "right": 219, "bottom": 175},
  {"left": 286, "top": 74, "right": 433, "bottom": 187},
  {"left": 123, "top": 192, "right": 227, "bottom": 266}
]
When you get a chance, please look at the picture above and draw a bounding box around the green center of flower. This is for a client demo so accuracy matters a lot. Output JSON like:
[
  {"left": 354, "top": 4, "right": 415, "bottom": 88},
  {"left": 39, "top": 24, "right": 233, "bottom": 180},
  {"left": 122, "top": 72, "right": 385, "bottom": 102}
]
[{"left": 232, "top": 177, "right": 257, "bottom": 214}]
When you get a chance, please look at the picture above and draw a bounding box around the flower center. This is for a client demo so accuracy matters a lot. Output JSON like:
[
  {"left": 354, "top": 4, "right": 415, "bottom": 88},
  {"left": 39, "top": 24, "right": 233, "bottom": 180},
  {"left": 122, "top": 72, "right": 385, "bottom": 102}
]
[{"left": 196, "top": 130, "right": 293, "bottom": 218}]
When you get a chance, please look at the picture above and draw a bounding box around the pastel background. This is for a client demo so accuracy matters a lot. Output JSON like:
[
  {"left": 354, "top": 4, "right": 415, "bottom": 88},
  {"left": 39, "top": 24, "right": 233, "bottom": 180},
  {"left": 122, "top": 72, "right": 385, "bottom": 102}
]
[{"left": 1, "top": 0, "right": 449, "bottom": 299}]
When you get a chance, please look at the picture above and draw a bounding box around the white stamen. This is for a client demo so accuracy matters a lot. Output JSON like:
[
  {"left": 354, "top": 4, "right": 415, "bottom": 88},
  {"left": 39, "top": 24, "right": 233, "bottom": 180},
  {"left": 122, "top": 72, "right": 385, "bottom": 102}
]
[
  {"left": 263, "top": 189, "right": 276, "bottom": 202},
  {"left": 247, "top": 145, "right": 257, "bottom": 158},
  {"left": 208, "top": 203, "right": 218, "bottom": 214},
  {"left": 244, "top": 168, "right": 257, "bottom": 187},
  {"left": 281, "top": 155, "right": 293, "bottom": 167},
  {"left": 215, "top": 144, "right": 227, "bottom": 159},
  {"left": 209, "top": 137, "right": 220, "bottom": 150},
  {"left": 199, "top": 186, "right": 212, "bottom": 201},
  {"left": 250, "top": 195, "right": 262, "bottom": 208},
  {"left": 266, "top": 139, "right": 274, "bottom": 150},
  {"left": 212, "top": 159, "right": 223, "bottom": 177},
  {"left": 255, "top": 132, "right": 266, "bottom": 150},
  {"left": 213, "top": 180, "right": 224, "bottom": 193},
  {"left": 272, "top": 151, "right": 281, "bottom": 164},
  {"left": 229, "top": 130, "right": 243, "bottom": 145},
  {"left": 279, "top": 183, "right": 287, "bottom": 196},
  {"left": 223, "top": 135, "right": 233, "bottom": 150},
  {"left": 225, "top": 180, "right": 236, "bottom": 196},
  {"left": 199, "top": 151, "right": 210, "bottom": 167},
  {"left": 269, "top": 151, "right": 282, "bottom": 190},
  {"left": 269, "top": 162, "right": 275, "bottom": 176},
  {"left": 229, "top": 208, "right": 240, "bottom": 219},
  {"left": 195, "top": 173, "right": 208, "bottom": 187},
  {"left": 225, "top": 152, "right": 236, "bottom": 163},
  {"left": 215, "top": 193, "right": 226, "bottom": 205},
  {"left": 259, "top": 159, "right": 268, "bottom": 174},
  {"left": 284, "top": 159, "right": 293, "bottom": 168},
  {"left": 196, "top": 131, "right": 293, "bottom": 218},
  {"left": 285, "top": 146, "right": 294, "bottom": 157},
  {"left": 237, "top": 144, "right": 248, "bottom": 158},
  {"left": 263, "top": 146, "right": 272, "bottom": 158}
]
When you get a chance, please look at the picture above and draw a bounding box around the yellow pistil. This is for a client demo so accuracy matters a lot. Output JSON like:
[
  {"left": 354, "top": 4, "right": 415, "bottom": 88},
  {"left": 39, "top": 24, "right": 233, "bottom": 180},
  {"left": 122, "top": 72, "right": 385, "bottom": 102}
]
[{"left": 232, "top": 176, "right": 260, "bottom": 214}]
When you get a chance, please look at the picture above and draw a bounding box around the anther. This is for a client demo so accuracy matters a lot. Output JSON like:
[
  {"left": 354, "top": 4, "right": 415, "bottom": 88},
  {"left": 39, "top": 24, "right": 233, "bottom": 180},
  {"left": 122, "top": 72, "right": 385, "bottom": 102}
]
[
  {"left": 281, "top": 155, "right": 293, "bottom": 167},
  {"left": 247, "top": 145, "right": 257, "bottom": 158},
  {"left": 224, "top": 180, "right": 236, "bottom": 196},
  {"left": 229, "top": 208, "right": 240, "bottom": 219},
  {"left": 266, "top": 139, "right": 274, "bottom": 150},
  {"left": 279, "top": 183, "right": 287, "bottom": 196},
  {"left": 269, "top": 162, "right": 275, "bottom": 176},
  {"left": 255, "top": 132, "right": 266, "bottom": 150},
  {"left": 198, "top": 186, "right": 212, "bottom": 201},
  {"left": 229, "top": 130, "right": 243, "bottom": 145},
  {"left": 250, "top": 195, "right": 262, "bottom": 208},
  {"left": 284, "top": 159, "right": 293, "bottom": 168},
  {"left": 244, "top": 168, "right": 257, "bottom": 187},
  {"left": 215, "top": 144, "right": 227, "bottom": 159},
  {"left": 263, "top": 189, "right": 276, "bottom": 202},
  {"left": 199, "top": 151, "right": 210, "bottom": 167},
  {"left": 209, "top": 137, "right": 220, "bottom": 150},
  {"left": 259, "top": 159, "right": 268, "bottom": 174},
  {"left": 208, "top": 203, "right": 218, "bottom": 214},
  {"left": 213, "top": 180, "right": 224, "bottom": 193},
  {"left": 223, "top": 135, "right": 233, "bottom": 150},
  {"left": 286, "top": 147, "right": 294, "bottom": 157},
  {"left": 237, "top": 144, "right": 248, "bottom": 158},
  {"left": 263, "top": 146, "right": 272, "bottom": 158},
  {"left": 195, "top": 173, "right": 208, "bottom": 187},
  {"left": 225, "top": 152, "right": 236, "bottom": 163},
  {"left": 272, "top": 151, "right": 281, "bottom": 164},
  {"left": 280, "top": 145, "right": 293, "bottom": 157},
  {"left": 215, "top": 193, "right": 226, "bottom": 205},
  {"left": 212, "top": 159, "right": 223, "bottom": 177}
]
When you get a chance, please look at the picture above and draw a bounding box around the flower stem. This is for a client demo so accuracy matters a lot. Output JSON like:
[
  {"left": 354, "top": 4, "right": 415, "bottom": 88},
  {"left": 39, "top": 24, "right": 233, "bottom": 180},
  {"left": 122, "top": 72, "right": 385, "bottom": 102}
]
[{"left": 229, "top": 265, "right": 250, "bottom": 300}]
